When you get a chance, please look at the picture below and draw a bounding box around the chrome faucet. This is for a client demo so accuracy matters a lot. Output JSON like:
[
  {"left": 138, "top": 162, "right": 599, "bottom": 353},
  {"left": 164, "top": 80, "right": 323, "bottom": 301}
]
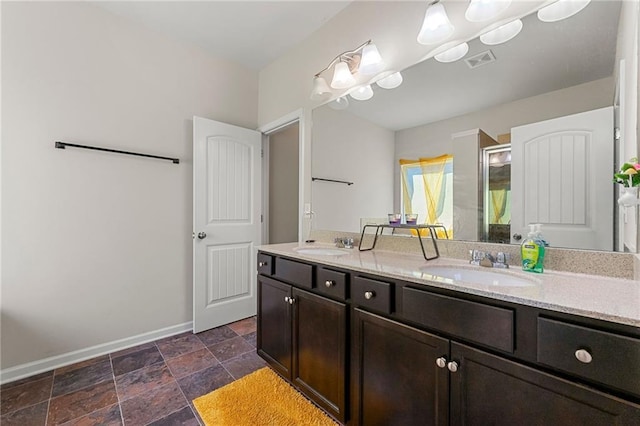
[
  {"left": 335, "top": 237, "right": 355, "bottom": 249},
  {"left": 469, "top": 250, "right": 510, "bottom": 268}
]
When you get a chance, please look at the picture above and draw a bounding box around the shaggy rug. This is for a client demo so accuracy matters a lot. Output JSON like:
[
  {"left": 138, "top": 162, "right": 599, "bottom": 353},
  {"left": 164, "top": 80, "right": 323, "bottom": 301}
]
[{"left": 192, "top": 367, "right": 339, "bottom": 426}]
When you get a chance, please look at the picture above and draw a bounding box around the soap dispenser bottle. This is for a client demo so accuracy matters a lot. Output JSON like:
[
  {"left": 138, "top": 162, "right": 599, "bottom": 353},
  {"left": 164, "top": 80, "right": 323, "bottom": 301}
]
[{"left": 521, "top": 224, "right": 545, "bottom": 273}]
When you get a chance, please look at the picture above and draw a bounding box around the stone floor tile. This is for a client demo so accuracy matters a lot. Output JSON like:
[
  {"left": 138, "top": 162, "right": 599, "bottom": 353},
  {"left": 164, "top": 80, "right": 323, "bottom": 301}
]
[
  {"left": 119, "top": 381, "right": 187, "bottom": 426},
  {"left": 47, "top": 379, "right": 117, "bottom": 425},
  {"left": 1, "top": 376, "right": 53, "bottom": 415},
  {"left": 115, "top": 362, "right": 174, "bottom": 401},
  {"left": 156, "top": 334, "right": 205, "bottom": 360},
  {"left": 207, "top": 336, "right": 254, "bottom": 362},
  {"left": 227, "top": 317, "right": 257, "bottom": 336},
  {"left": 177, "top": 364, "right": 234, "bottom": 402},
  {"left": 0, "top": 400, "right": 48, "bottom": 426},
  {"left": 222, "top": 351, "right": 266, "bottom": 380},
  {"left": 147, "top": 406, "right": 199, "bottom": 426},
  {"left": 111, "top": 346, "right": 164, "bottom": 377},
  {"left": 59, "top": 403, "right": 122, "bottom": 426},
  {"left": 165, "top": 348, "right": 218, "bottom": 379},
  {"left": 52, "top": 359, "right": 112, "bottom": 398},
  {"left": 195, "top": 326, "right": 237, "bottom": 347}
]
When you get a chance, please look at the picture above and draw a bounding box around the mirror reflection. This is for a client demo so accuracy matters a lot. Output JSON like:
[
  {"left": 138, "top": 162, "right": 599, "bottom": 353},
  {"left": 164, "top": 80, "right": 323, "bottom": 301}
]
[{"left": 311, "top": 0, "right": 633, "bottom": 252}]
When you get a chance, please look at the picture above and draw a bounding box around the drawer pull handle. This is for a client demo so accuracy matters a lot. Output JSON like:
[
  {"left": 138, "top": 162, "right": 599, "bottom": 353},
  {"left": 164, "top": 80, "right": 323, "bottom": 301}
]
[
  {"left": 259, "top": 261, "right": 267, "bottom": 267},
  {"left": 435, "top": 357, "right": 447, "bottom": 368},
  {"left": 325, "top": 280, "right": 335, "bottom": 288},
  {"left": 364, "top": 291, "right": 375, "bottom": 300},
  {"left": 575, "top": 349, "right": 593, "bottom": 364},
  {"left": 447, "top": 361, "right": 459, "bottom": 373}
]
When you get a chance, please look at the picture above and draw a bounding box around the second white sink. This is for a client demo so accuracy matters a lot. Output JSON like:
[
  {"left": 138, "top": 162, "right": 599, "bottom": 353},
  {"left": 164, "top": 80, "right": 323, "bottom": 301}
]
[
  {"left": 421, "top": 266, "right": 536, "bottom": 288},
  {"left": 295, "top": 247, "right": 350, "bottom": 256}
]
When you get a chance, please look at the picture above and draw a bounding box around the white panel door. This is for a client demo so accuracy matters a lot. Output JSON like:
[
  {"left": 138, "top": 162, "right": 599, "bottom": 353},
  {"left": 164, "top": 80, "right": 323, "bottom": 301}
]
[
  {"left": 511, "top": 107, "right": 613, "bottom": 250},
  {"left": 193, "top": 116, "right": 261, "bottom": 333}
]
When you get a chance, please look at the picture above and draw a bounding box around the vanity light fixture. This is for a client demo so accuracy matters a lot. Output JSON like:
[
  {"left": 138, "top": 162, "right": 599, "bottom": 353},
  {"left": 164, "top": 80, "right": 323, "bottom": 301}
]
[
  {"left": 328, "top": 96, "right": 350, "bottom": 110},
  {"left": 310, "top": 40, "right": 386, "bottom": 99},
  {"left": 480, "top": 19, "right": 523, "bottom": 45},
  {"left": 350, "top": 85, "right": 374, "bottom": 101},
  {"left": 537, "top": 0, "right": 591, "bottom": 22},
  {"left": 376, "top": 71, "right": 403, "bottom": 89},
  {"left": 417, "top": 0, "right": 455, "bottom": 45},
  {"left": 310, "top": 76, "right": 332, "bottom": 101},
  {"left": 465, "top": 0, "right": 512, "bottom": 22},
  {"left": 331, "top": 61, "right": 356, "bottom": 89},
  {"left": 434, "top": 42, "right": 470, "bottom": 63}
]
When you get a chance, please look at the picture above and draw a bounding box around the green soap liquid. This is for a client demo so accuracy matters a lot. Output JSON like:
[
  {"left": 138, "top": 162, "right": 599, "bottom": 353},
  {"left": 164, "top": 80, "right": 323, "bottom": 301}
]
[{"left": 522, "top": 240, "right": 545, "bottom": 273}]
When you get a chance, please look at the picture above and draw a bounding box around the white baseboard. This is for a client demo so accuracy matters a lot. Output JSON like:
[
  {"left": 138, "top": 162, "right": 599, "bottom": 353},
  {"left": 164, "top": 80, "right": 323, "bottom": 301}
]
[{"left": 0, "top": 321, "right": 193, "bottom": 385}]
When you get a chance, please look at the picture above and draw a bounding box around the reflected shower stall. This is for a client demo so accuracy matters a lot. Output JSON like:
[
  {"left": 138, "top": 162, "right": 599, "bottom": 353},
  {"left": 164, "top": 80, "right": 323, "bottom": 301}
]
[{"left": 482, "top": 145, "right": 511, "bottom": 243}]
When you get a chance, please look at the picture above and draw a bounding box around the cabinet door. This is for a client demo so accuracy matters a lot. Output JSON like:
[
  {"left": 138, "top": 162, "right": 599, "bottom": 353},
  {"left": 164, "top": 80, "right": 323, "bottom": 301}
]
[
  {"left": 450, "top": 342, "right": 640, "bottom": 426},
  {"left": 257, "top": 275, "right": 292, "bottom": 378},
  {"left": 352, "top": 309, "right": 449, "bottom": 426},
  {"left": 292, "top": 288, "right": 347, "bottom": 422}
]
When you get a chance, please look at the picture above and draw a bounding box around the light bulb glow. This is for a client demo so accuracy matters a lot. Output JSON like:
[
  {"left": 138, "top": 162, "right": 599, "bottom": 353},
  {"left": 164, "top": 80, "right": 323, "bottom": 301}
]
[
  {"left": 310, "top": 76, "right": 332, "bottom": 100},
  {"left": 434, "top": 43, "right": 469, "bottom": 63},
  {"left": 376, "top": 72, "right": 403, "bottom": 89},
  {"left": 359, "top": 43, "right": 385, "bottom": 75},
  {"left": 480, "top": 19, "right": 523, "bottom": 45},
  {"left": 465, "top": 0, "right": 512, "bottom": 22},
  {"left": 537, "top": 0, "right": 591, "bottom": 22},
  {"left": 417, "top": 2, "right": 454, "bottom": 45},
  {"left": 328, "top": 96, "right": 350, "bottom": 110},
  {"left": 331, "top": 61, "right": 356, "bottom": 89},
  {"left": 350, "top": 85, "right": 374, "bottom": 101}
]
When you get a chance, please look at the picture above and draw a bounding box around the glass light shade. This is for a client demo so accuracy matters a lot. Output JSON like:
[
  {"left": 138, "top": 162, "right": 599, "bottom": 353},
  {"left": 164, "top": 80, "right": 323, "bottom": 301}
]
[
  {"left": 465, "top": 0, "right": 512, "bottom": 22},
  {"left": 350, "top": 85, "right": 374, "bottom": 101},
  {"left": 376, "top": 72, "right": 403, "bottom": 89},
  {"left": 537, "top": 0, "right": 590, "bottom": 22},
  {"left": 359, "top": 43, "right": 385, "bottom": 75},
  {"left": 417, "top": 2, "right": 455, "bottom": 45},
  {"left": 434, "top": 42, "right": 469, "bottom": 63},
  {"left": 310, "top": 76, "right": 332, "bottom": 100},
  {"left": 328, "top": 96, "right": 350, "bottom": 110},
  {"left": 480, "top": 19, "right": 523, "bottom": 45},
  {"left": 331, "top": 61, "right": 356, "bottom": 89}
]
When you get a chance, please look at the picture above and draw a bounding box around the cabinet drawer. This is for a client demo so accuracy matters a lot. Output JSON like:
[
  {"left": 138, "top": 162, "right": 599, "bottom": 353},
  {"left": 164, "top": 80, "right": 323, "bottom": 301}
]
[
  {"left": 275, "top": 258, "right": 314, "bottom": 289},
  {"left": 257, "top": 253, "right": 274, "bottom": 276},
  {"left": 402, "top": 287, "right": 514, "bottom": 353},
  {"left": 352, "top": 276, "right": 393, "bottom": 314},
  {"left": 316, "top": 267, "right": 348, "bottom": 301},
  {"left": 537, "top": 317, "right": 640, "bottom": 397}
]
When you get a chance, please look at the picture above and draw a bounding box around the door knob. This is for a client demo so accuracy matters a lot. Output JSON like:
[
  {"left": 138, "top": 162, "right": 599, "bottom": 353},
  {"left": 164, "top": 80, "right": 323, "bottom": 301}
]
[
  {"left": 513, "top": 233, "right": 522, "bottom": 241},
  {"left": 447, "top": 361, "right": 459, "bottom": 373},
  {"left": 197, "top": 232, "right": 207, "bottom": 240},
  {"left": 435, "top": 357, "right": 447, "bottom": 368}
]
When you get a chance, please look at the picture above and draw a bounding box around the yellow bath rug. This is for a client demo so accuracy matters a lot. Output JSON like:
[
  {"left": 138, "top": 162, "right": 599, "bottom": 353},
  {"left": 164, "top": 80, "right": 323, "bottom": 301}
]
[{"left": 192, "top": 367, "right": 339, "bottom": 426}]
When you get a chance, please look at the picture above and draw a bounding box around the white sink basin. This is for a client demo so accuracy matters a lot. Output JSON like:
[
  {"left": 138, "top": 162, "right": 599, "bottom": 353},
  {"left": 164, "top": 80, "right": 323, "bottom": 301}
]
[
  {"left": 421, "top": 266, "right": 536, "bottom": 288},
  {"left": 295, "top": 247, "right": 350, "bottom": 256}
]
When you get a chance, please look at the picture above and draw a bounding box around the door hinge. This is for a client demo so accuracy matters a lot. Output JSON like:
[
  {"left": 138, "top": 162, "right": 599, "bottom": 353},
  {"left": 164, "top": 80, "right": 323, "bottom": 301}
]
[
  {"left": 261, "top": 149, "right": 264, "bottom": 158},
  {"left": 261, "top": 214, "right": 264, "bottom": 223}
]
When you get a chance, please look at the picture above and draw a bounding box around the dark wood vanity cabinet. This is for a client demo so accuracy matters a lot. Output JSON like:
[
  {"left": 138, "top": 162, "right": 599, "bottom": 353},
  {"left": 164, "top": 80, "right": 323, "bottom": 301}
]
[
  {"left": 351, "top": 308, "right": 449, "bottom": 426},
  {"left": 257, "top": 252, "right": 640, "bottom": 426},
  {"left": 257, "top": 260, "right": 347, "bottom": 422}
]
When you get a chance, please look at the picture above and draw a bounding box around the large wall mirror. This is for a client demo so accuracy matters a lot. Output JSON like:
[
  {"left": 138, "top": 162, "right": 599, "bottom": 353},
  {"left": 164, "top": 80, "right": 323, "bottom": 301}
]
[{"left": 311, "top": 0, "right": 636, "bottom": 252}]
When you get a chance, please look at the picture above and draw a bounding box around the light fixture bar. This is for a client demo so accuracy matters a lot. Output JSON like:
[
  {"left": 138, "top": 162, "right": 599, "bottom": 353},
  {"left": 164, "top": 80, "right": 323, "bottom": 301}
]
[{"left": 313, "top": 40, "right": 373, "bottom": 78}]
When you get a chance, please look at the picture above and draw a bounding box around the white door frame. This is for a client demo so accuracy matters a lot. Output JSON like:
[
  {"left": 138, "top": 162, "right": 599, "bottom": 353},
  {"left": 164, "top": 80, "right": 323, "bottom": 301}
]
[{"left": 258, "top": 109, "right": 306, "bottom": 243}]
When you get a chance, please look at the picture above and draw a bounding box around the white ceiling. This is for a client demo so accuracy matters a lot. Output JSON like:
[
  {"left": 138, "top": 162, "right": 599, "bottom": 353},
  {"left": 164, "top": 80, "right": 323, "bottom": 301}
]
[
  {"left": 344, "top": 0, "right": 621, "bottom": 130},
  {"left": 93, "top": 1, "right": 352, "bottom": 69},
  {"left": 93, "top": 1, "right": 621, "bottom": 131}
]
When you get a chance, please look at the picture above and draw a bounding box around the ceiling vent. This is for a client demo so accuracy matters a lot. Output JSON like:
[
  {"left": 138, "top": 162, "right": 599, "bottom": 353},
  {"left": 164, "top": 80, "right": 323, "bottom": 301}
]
[{"left": 465, "top": 50, "right": 496, "bottom": 69}]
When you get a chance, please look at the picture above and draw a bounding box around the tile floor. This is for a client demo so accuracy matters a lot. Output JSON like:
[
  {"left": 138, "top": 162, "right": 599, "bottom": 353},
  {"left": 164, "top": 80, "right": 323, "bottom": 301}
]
[{"left": 0, "top": 317, "right": 265, "bottom": 425}]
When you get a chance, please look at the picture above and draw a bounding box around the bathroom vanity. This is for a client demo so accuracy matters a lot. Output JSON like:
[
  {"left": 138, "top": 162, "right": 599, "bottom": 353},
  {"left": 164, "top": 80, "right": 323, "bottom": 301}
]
[{"left": 256, "top": 243, "right": 640, "bottom": 425}]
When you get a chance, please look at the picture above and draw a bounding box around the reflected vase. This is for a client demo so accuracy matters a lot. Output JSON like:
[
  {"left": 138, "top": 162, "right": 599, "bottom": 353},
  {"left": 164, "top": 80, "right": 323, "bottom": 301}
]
[{"left": 618, "top": 186, "right": 639, "bottom": 207}]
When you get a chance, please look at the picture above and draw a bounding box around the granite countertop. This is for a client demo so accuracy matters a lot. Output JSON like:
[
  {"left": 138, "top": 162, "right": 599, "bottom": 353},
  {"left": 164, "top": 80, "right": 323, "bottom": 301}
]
[{"left": 258, "top": 242, "right": 640, "bottom": 328}]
